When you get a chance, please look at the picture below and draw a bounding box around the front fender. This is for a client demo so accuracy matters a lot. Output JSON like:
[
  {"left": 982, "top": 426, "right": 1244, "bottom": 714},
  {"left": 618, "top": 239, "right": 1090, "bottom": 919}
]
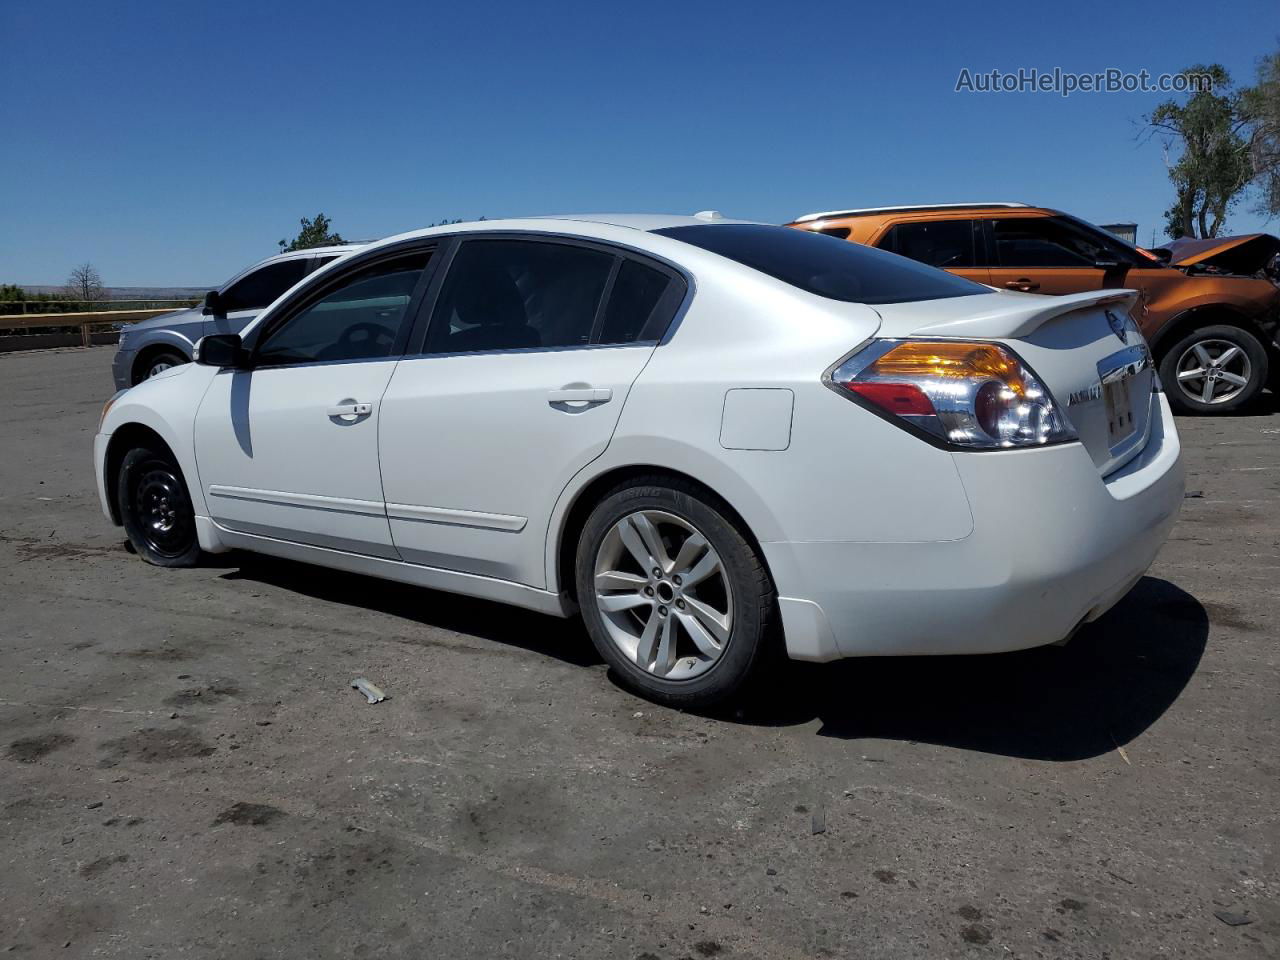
[{"left": 99, "top": 364, "right": 217, "bottom": 520}]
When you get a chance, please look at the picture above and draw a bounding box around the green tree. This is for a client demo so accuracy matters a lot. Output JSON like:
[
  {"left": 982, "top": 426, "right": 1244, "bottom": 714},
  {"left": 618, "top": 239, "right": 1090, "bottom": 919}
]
[
  {"left": 1146, "top": 64, "right": 1254, "bottom": 239},
  {"left": 278, "top": 213, "right": 345, "bottom": 253},
  {"left": 1243, "top": 48, "right": 1280, "bottom": 219}
]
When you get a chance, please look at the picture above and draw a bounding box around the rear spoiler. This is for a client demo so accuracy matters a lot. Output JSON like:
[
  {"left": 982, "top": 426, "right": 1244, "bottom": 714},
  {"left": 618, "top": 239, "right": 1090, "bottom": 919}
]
[{"left": 910, "top": 289, "right": 1141, "bottom": 340}]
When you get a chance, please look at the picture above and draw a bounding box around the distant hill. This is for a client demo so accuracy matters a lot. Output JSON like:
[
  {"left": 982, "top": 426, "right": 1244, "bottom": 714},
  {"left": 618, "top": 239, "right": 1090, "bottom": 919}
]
[{"left": 19, "top": 285, "right": 211, "bottom": 300}]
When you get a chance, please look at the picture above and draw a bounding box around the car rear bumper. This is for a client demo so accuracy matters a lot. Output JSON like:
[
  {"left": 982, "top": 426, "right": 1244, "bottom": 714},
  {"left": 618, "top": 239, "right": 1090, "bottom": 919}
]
[{"left": 765, "top": 393, "right": 1184, "bottom": 661}]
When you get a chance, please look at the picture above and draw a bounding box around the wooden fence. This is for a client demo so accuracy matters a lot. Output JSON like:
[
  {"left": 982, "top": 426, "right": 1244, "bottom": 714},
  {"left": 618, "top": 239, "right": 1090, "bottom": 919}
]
[{"left": 0, "top": 303, "right": 197, "bottom": 351}]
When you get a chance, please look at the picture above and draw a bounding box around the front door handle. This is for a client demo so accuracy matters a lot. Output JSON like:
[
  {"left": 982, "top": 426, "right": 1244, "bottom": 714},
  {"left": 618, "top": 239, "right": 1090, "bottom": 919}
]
[
  {"left": 327, "top": 401, "right": 373, "bottom": 418},
  {"left": 1005, "top": 279, "right": 1040, "bottom": 292},
  {"left": 547, "top": 387, "right": 612, "bottom": 405}
]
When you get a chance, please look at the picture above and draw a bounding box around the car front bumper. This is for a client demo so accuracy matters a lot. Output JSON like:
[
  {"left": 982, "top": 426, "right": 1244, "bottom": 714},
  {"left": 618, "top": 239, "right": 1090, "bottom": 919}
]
[
  {"left": 111, "top": 347, "right": 135, "bottom": 392},
  {"left": 766, "top": 393, "right": 1185, "bottom": 661}
]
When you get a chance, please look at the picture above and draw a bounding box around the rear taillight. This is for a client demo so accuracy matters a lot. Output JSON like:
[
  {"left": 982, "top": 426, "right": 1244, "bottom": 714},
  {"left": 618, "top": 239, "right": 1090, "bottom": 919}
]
[{"left": 828, "top": 339, "right": 1078, "bottom": 450}]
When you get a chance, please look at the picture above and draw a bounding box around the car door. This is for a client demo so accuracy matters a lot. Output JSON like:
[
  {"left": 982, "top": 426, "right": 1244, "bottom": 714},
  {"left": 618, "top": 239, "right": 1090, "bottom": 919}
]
[
  {"left": 984, "top": 215, "right": 1134, "bottom": 295},
  {"left": 194, "top": 247, "right": 436, "bottom": 558},
  {"left": 378, "top": 236, "right": 687, "bottom": 586},
  {"left": 873, "top": 218, "right": 990, "bottom": 286}
]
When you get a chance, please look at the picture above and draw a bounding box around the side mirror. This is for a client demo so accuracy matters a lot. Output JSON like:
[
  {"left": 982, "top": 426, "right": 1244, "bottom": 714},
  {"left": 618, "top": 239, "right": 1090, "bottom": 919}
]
[
  {"left": 194, "top": 334, "right": 248, "bottom": 369},
  {"left": 202, "top": 289, "right": 226, "bottom": 318}
]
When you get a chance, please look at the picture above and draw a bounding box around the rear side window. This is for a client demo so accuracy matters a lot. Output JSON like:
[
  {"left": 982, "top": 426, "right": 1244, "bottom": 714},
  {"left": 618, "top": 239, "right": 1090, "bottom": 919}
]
[
  {"left": 598, "top": 259, "right": 685, "bottom": 344},
  {"left": 219, "top": 259, "right": 311, "bottom": 313},
  {"left": 878, "top": 220, "right": 977, "bottom": 269},
  {"left": 655, "top": 224, "right": 985, "bottom": 304},
  {"left": 426, "top": 240, "right": 613, "bottom": 353}
]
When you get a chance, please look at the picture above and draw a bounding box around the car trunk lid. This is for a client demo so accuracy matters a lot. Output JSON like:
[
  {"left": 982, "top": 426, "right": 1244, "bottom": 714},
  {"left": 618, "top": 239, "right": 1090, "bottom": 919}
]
[{"left": 871, "top": 289, "right": 1154, "bottom": 477}]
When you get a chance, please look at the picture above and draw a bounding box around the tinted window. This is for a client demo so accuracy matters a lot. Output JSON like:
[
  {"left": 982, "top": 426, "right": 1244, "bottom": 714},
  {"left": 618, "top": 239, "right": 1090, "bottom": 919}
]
[
  {"left": 426, "top": 240, "right": 613, "bottom": 353},
  {"left": 598, "top": 260, "right": 682, "bottom": 344},
  {"left": 655, "top": 224, "right": 985, "bottom": 304},
  {"left": 991, "top": 217, "right": 1118, "bottom": 268},
  {"left": 220, "top": 259, "right": 311, "bottom": 313},
  {"left": 878, "top": 220, "right": 976, "bottom": 268},
  {"left": 306, "top": 254, "right": 341, "bottom": 275},
  {"left": 254, "top": 253, "right": 430, "bottom": 366}
]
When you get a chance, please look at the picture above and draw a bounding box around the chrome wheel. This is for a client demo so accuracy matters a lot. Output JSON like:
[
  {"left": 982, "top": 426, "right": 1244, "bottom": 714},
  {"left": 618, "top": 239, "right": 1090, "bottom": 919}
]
[
  {"left": 1175, "top": 339, "right": 1252, "bottom": 405},
  {"left": 593, "top": 509, "right": 733, "bottom": 681},
  {"left": 147, "top": 359, "right": 175, "bottom": 378}
]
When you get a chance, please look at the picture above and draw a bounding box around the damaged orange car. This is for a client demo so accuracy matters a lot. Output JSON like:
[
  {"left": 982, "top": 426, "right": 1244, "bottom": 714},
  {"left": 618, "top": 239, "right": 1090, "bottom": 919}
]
[{"left": 787, "top": 203, "right": 1280, "bottom": 414}]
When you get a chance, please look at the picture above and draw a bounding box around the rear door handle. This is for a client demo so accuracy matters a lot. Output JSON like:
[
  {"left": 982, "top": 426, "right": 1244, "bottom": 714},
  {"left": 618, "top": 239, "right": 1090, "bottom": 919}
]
[
  {"left": 327, "top": 401, "right": 373, "bottom": 418},
  {"left": 1005, "top": 279, "right": 1040, "bottom": 292},
  {"left": 547, "top": 387, "right": 612, "bottom": 405}
]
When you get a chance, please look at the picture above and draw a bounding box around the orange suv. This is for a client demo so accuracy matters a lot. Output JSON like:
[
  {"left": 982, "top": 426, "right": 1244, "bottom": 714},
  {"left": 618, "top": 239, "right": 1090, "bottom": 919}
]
[{"left": 786, "top": 203, "right": 1280, "bottom": 415}]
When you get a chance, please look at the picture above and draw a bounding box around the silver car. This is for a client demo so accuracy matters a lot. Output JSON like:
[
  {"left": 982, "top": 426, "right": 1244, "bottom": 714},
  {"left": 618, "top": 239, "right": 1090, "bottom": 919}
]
[{"left": 111, "top": 245, "right": 363, "bottom": 390}]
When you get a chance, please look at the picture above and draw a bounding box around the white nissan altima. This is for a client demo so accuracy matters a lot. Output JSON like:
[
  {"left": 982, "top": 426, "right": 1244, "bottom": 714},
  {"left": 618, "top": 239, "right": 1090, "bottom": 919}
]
[{"left": 94, "top": 215, "right": 1184, "bottom": 707}]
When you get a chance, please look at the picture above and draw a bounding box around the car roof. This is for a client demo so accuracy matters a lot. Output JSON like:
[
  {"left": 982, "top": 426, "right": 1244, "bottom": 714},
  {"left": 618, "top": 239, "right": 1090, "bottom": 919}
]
[
  {"left": 267, "top": 243, "right": 367, "bottom": 262},
  {"left": 351, "top": 214, "right": 764, "bottom": 253},
  {"left": 791, "top": 203, "right": 1034, "bottom": 223}
]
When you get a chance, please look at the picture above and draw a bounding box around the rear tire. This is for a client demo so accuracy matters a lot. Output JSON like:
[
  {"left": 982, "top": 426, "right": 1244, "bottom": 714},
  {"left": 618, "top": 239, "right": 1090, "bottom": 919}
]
[
  {"left": 1159, "top": 324, "right": 1268, "bottom": 415},
  {"left": 117, "top": 446, "right": 202, "bottom": 567},
  {"left": 575, "top": 478, "right": 776, "bottom": 709}
]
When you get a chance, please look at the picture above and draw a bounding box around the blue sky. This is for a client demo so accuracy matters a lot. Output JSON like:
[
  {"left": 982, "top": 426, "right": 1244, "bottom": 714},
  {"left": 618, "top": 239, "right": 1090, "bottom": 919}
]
[{"left": 2, "top": 0, "right": 1276, "bottom": 286}]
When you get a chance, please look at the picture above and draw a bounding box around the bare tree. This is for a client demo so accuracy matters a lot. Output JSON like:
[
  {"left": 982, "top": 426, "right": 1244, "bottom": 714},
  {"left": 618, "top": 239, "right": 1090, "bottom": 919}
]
[{"left": 66, "top": 262, "right": 105, "bottom": 303}]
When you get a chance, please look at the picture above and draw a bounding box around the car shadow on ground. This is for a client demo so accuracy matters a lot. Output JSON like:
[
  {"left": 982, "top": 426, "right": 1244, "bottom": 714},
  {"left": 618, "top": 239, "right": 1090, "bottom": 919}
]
[
  {"left": 736, "top": 576, "right": 1208, "bottom": 761},
  {"left": 220, "top": 553, "right": 603, "bottom": 668},
  {"left": 221, "top": 555, "right": 1206, "bottom": 762}
]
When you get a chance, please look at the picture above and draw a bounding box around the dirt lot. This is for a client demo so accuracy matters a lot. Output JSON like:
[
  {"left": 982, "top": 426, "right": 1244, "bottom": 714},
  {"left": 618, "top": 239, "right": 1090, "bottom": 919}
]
[{"left": 1, "top": 346, "right": 1276, "bottom": 959}]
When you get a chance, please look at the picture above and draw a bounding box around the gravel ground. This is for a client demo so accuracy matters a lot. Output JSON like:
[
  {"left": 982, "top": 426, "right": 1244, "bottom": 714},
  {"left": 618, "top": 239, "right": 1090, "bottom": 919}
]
[{"left": 1, "top": 346, "right": 1276, "bottom": 959}]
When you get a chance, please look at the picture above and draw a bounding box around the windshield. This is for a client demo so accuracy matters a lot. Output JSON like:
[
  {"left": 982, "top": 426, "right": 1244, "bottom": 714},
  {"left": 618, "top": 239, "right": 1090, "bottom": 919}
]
[{"left": 654, "top": 224, "right": 987, "bottom": 304}]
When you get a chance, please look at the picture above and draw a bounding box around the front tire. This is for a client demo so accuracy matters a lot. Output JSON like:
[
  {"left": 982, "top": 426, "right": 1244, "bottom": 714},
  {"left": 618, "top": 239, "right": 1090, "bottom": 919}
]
[
  {"left": 133, "top": 349, "right": 188, "bottom": 385},
  {"left": 575, "top": 478, "right": 776, "bottom": 709},
  {"left": 1160, "top": 324, "right": 1268, "bottom": 415},
  {"left": 117, "top": 446, "right": 202, "bottom": 567}
]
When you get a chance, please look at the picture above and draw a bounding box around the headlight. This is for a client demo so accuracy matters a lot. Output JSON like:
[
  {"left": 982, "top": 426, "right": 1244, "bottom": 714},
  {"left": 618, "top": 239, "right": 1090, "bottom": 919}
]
[
  {"left": 828, "top": 339, "right": 1078, "bottom": 449},
  {"left": 117, "top": 331, "right": 130, "bottom": 349},
  {"left": 99, "top": 390, "right": 125, "bottom": 430}
]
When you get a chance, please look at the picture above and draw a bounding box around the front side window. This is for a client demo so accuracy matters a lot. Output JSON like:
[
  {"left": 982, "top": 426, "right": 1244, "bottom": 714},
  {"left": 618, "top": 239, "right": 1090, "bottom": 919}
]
[
  {"left": 426, "top": 240, "right": 613, "bottom": 353},
  {"left": 655, "top": 224, "right": 985, "bottom": 304},
  {"left": 877, "top": 220, "right": 977, "bottom": 269},
  {"left": 990, "top": 217, "right": 1126, "bottom": 268},
  {"left": 254, "top": 252, "right": 430, "bottom": 366},
  {"left": 219, "top": 259, "right": 312, "bottom": 313}
]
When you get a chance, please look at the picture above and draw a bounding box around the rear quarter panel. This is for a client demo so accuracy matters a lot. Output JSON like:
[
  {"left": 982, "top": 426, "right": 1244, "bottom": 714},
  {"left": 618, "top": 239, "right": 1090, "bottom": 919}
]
[{"left": 542, "top": 262, "right": 975, "bottom": 589}]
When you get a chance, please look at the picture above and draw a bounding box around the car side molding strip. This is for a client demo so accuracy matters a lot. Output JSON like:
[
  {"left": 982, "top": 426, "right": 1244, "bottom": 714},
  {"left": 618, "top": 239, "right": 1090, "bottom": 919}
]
[
  {"left": 207, "top": 484, "right": 387, "bottom": 517},
  {"left": 385, "top": 502, "right": 528, "bottom": 533}
]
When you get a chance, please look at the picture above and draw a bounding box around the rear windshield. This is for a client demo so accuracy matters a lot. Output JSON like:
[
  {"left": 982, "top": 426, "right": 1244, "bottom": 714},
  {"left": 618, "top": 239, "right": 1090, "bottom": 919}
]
[{"left": 654, "top": 224, "right": 987, "bottom": 304}]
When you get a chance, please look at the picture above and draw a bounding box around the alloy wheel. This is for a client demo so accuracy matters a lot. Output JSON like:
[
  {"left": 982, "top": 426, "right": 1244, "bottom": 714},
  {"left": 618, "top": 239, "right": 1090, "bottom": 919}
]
[
  {"left": 1175, "top": 339, "right": 1252, "bottom": 405},
  {"left": 593, "top": 509, "right": 733, "bottom": 681}
]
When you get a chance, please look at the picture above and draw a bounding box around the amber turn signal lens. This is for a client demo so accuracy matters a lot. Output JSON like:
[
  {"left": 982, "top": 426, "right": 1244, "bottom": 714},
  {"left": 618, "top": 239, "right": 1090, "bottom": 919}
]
[{"left": 861, "top": 341, "right": 1026, "bottom": 395}]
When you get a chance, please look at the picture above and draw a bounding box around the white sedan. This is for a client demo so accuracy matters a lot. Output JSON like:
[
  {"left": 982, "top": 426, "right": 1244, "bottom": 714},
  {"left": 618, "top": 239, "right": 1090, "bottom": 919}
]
[{"left": 94, "top": 215, "right": 1184, "bottom": 707}]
